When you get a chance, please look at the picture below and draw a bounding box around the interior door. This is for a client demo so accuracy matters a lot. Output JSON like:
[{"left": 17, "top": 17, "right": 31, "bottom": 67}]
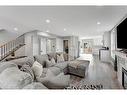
[
  {"left": 40, "top": 37, "right": 46, "bottom": 55},
  {"left": 63, "top": 40, "right": 69, "bottom": 54}
]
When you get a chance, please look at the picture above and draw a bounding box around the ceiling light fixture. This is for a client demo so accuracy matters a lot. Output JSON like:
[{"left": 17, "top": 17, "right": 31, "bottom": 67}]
[
  {"left": 14, "top": 27, "right": 18, "bottom": 31},
  {"left": 0, "top": 28, "right": 4, "bottom": 31},
  {"left": 97, "top": 22, "right": 101, "bottom": 25},
  {"left": 64, "top": 28, "right": 66, "bottom": 31},
  {"left": 46, "top": 19, "right": 51, "bottom": 23},
  {"left": 46, "top": 30, "right": 50, "bottom": 32}
]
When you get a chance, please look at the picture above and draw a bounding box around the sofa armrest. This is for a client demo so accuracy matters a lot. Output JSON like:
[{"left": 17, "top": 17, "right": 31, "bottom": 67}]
[
  {"left": 39, "top": 73, "right": 70, "bottom": 89},
  {"left": 23, "top": 82, "right": 48, "bottom": 89}
]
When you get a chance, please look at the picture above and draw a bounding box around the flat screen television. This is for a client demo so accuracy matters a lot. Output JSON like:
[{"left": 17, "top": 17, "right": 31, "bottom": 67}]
[{"left": 117, "top": 18, "right": 127, "bottom": 50}]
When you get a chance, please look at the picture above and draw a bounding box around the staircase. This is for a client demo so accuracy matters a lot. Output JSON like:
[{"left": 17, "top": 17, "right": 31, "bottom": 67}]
[{"left": 0, "top": 34, "right": 25, "bottom": 61}]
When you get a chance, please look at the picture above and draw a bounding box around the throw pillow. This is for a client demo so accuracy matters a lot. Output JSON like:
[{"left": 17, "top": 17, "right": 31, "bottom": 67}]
[
  {"left": 40, "top": 68, "right": 48, "bottom": 78},
  {"left": 51, "top": 58, "right": 56, "bottom": 65},
  {"left": 20, "top": 64, "right": 34, "bottom": 80},
  {"left": 36, "top": 69, "right": 55, "bottom": 83},
  {"left": 57, "top": 54, "right": 64, "bottom": 63},
  {"left": 46, "top": 58, "right": 56, "bottom": 67},
  {"left": 32, "top": 61, "right": 43, "bottom": 78}
]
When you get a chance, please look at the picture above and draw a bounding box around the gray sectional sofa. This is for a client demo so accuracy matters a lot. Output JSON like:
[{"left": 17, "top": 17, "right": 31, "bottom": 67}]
[{"left": 0, "top": 52, "right": 90, "bottom": 89}]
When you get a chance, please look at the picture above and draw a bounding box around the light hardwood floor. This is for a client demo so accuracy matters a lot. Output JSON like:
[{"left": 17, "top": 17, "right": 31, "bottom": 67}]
[{"left": 70, "top": 54, "right": 123, "bottom": 89}]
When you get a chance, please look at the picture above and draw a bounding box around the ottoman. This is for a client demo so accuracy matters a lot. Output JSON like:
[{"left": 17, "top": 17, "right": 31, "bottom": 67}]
[{"left": 68, "top": 60, "right": 90, "bottom": 78}]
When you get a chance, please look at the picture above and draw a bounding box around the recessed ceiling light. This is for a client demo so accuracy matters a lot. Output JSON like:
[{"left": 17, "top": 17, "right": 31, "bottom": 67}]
[
  {"left": 14, "top": 27, "right": 18, "bottom": 31},
  {"left": 46, "top": 19, "right": 51, "bottom": 23},
  {"left": 64, "top": 28, "right": 66, "bottom": 31},
  {"left": 0, "top": 28, "right": 4, "bottom": 31},
  {"left": 97, "top": 22, "right": 101, "bottom": 25},
  {"left": 46, "top": 30, "right": 50, "bottom": 32}
]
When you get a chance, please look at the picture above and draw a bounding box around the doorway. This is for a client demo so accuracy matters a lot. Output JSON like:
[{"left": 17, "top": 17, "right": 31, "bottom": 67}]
[
  {"left": 63, "top": 40, "right": 69, "bottom": 54},
  {"left": 81, "top": 39, "right": 93, "bottom": 54},
  {"left": 63, "top": 40, "right": 69, "bottom": 60}
]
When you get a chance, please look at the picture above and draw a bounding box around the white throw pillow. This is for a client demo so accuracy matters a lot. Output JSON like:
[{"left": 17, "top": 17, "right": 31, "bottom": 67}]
[
  {"left": 32, "top": 61, "right": 43, "bottom": 78},
  {"left": 51, "top": 58, "right": 56, "bottom": 65},
  {"left": 57, "top": 54, "right": 64, "bottom": 63},
  {"left": 60, "top": 54, "right": 64, "bottom": 61}
]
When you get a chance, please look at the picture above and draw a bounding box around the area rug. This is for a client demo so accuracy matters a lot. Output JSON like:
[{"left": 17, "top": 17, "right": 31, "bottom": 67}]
[{"left": 66, "top": 75, "right": 103, "bottom": 90}]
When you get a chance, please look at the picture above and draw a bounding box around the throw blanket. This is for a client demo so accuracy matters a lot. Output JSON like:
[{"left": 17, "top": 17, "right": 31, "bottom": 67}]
[{"left": 69, "top": 60, "right": 82, "bottom": 68}]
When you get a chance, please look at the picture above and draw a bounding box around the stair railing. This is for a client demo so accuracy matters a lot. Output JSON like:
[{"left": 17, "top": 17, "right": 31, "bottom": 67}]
[{"left": 0, "top": 34, "right": 25, "bottom": 61}]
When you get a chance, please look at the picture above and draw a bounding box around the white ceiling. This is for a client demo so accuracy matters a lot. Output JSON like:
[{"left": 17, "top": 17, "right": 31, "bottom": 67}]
[{"left": 0, "top": 6, "right": 127, "bottom": 38}]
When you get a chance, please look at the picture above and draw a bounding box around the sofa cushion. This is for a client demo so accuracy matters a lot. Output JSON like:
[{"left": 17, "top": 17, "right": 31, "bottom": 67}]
[
  {"left": 57, "top": 52, "right": 68, "bottom": 61},
  {"left": 48, "top": 67, "right": 61, "bottom": 76},
  {"left": 54, "top": 62, "right": 68, "bottom": 70},
  {"left": 0, "top": 62, "right": 18, "bottom": 74},
  {"left": 32, "top": 61, "right": 43, "bottom": 78},
  {"left": 10, "top": 56, "right": 35, "bottom": 67},
  {"left": 34, "top": 54, "right": 48, "bottom": 67},
  {"left": 0, "top": 67, "right": 33, "bottom": 89},
  {"left": 20, "top": 64, "right": 34, "bottom": 80},
  {"left": 40, "top": 72, "right": 70, "bottom": 89},
  {"left": 51, "top": 58, "right": 56, "bottom": 64},
  {"left": 36, "top": 69, "right": 55, "bottom": 82},
  {"left": 23, "top": 82, "right": 47, "bottom": 89},
  {"left": 47, "top": 53, "right": 57, "bottom": 62}
]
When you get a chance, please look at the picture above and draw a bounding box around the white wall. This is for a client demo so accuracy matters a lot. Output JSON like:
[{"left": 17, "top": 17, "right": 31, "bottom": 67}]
[
  {"left": 46, "top": 39, "right": 52, "bottom": 53},
  {"left": 32, "top": 33, "right": 39, "bottom": 56},
  {"left": 51, "top": 39, "right": 56, "bottom": 53},
  {"left": 69, "top": 36, "right": 79, "bottom": 60},
  {"left": 92, "top": 36, "right": 103, "bottom": 55},
  {"left": 56, "top": 38, "right": 63, "bottom": 52},
  {"left": 39, "top": 37, "right": 47, "bottom": 55},
  {"left": 93, "top": 36, "right": 103, "bottom": 46},
  {"left": 103, "top": 31, "right": 111, "bottom": 47},
  {"left": 103, "top": 31, "right": 112, "bottom": 62},
  {"left": 24, "top": 32, "right": 34, "bottom": 56},
  {"left": 0, "top": 30, "right": 18, "bottom": 45},
  {"left": 14, "top": 46, "right": 25, "bottom": 56}
]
